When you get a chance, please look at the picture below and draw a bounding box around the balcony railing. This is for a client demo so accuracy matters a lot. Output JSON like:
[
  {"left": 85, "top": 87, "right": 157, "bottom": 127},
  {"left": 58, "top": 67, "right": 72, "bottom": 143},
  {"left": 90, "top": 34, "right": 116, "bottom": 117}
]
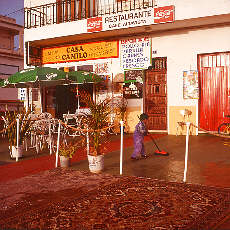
[{"left": 24, "top": 0, "right": 156, "bottom": 29}]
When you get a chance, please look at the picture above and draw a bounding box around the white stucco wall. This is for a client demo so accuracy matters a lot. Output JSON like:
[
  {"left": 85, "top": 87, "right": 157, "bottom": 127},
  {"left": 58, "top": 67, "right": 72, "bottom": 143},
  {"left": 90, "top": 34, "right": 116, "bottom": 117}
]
[
  {"left": 158, "top": 0, "right": 230, "bottom": 19},
  {"left": 152, "top": 25, "right": 230, "bottom": 107},
  {"left": 24, "top": 0, "right": 55, "bottom": 8},
  {"left": 23, "top": 0, "right": 230, "bottom": 133},
  {"left": 151, "top": 25, "right": 230, "bottom": 133},
  {"left": 24, "top": 0, "right": 230, "bottom": 43},
  {"left": 32, "top": 24, "right": 230, "bottom": 131}
]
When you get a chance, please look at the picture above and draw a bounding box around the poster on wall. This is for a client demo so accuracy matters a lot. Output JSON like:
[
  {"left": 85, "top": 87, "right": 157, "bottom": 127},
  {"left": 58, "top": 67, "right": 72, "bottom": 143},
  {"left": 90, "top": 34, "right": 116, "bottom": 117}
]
[
  {"left": 120, "top": 37, "right": 151, "bottom": 70},
  {"left": 124, "top": 69, "right": 144, "bottom": 83},
  {"left": 94, "top": 62, "right": 110, "bottom": 75},
  {"left": 183, "top": 70, "right": 199, "bottom": 99}
]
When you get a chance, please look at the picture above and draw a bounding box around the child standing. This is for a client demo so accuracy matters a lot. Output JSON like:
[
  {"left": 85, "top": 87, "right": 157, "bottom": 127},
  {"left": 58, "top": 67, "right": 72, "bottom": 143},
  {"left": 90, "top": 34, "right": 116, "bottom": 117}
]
[{"left": 131, "top": 113, "right": 149, "bottom": 160}]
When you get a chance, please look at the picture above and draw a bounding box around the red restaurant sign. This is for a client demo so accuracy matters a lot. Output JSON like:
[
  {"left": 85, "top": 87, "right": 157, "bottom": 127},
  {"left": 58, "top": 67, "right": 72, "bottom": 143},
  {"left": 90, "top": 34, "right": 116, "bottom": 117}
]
[
  {"left": 87, "top": 17, "right": 103, "bottom": 32},
  {"left": 87, "top": 6, "right": 175, "bottom": 33},
  {"left": 154, "top": 5, "right": 175, "bottom": 23}
]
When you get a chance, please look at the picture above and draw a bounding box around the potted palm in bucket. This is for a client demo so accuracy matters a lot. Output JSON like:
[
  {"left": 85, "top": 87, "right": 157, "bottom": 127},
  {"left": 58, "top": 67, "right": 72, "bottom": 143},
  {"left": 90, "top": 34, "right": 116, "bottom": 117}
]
[
  {"left": 81, "top": 93, "right": 112, "bottom": 173},
  {"left": 58, "top": 140, "right": 79, "bottom": 167},
  {"left": 5, "top": 108, "right": 33, "bottom": 159}
]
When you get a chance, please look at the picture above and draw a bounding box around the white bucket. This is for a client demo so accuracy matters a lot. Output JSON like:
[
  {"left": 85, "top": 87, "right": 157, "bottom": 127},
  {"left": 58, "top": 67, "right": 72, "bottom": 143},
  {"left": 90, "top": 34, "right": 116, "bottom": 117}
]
[
  {"left": 87, "top": 154, "right": 104, "bottom": 173},
  {"left": 10, "top": 145, "right": 23, "bottom": 159},
  {"left": 59, "top": 155, "right": 70, "bottom": 168}
]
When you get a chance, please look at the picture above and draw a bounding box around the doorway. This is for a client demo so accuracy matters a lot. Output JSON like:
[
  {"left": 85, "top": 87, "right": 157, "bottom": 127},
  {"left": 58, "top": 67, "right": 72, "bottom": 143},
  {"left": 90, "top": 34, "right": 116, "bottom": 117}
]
[
  {"left": 198, "top": 52, "right": 230, "bottom": 131},
  {"left": 55, "top": 83, "right": 93, "bottom": 119},
  {"left": 144, "top": 57, "right": 167, "bottom": 131}
]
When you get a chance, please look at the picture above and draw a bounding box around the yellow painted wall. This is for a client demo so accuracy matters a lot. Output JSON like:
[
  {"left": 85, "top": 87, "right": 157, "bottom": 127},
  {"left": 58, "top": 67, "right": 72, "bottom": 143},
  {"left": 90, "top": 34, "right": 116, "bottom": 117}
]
[
  {"left": 169, "top": 106, "right": 197, "bottom": 135},
  {"left": 113, "top": 106, "right": 141, "bottom": 133},
  {"left": 126, "top": 106, "right": 142, "bottom": 133}
]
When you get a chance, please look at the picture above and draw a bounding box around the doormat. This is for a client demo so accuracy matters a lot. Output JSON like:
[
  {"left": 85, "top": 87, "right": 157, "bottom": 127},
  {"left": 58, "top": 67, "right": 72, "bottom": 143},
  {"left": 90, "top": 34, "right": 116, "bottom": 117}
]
[{"left": 1, "top": 176, "right": 230, "bottom": 230}]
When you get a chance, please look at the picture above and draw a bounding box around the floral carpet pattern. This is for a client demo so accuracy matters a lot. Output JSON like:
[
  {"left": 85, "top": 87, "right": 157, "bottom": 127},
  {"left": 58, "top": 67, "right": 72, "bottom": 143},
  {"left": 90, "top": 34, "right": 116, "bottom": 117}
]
[{"left": 1, "top": 173, "right": 230, "bottom": 230}]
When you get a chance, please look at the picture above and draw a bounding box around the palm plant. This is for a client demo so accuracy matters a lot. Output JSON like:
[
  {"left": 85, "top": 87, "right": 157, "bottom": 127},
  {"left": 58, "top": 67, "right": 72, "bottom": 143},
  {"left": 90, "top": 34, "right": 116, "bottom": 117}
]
[
  {"left": 5, "top": 108, "right": 33, "bottom": 150},
  {"left": 81, "top": 93, "right": 112, "bottom": 156},
  {"left": 58, "top": 140, "right": 80, "bottom": 158}
]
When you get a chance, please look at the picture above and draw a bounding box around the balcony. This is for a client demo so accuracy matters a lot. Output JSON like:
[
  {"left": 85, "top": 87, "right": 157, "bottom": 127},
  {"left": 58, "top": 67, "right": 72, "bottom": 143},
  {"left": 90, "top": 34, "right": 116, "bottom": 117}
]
[{"left": 24, "top": 0, "right": 156, "bottom": 29}]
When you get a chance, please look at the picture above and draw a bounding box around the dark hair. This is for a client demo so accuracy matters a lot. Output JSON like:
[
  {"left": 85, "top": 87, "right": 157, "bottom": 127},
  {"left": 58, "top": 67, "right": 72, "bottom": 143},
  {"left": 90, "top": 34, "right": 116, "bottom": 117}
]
[{"left": 139, "top": 113, "right": 149, "bottom": 121}]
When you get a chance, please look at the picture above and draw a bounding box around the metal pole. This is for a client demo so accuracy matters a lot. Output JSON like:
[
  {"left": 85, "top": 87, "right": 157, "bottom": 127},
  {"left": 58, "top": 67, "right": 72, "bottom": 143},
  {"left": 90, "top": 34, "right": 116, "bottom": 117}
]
[
  {"left": 40, "top": 87, "right": 43, "bottom": 113},
  {"left": 26, "top": 87, "right": 29, "bottom": 112},
  {"left": 16, "top": 118, "right": 19, "bottom": 162},
  {"left": 86, "top": 128, "right": 89, "bottom": 155},
  {"left": 183, "top": 122, "right": 190, "bottom": 182},
  {"left": 49, "top": 121, "right": 52, "bottom": 155},
  {"left": 120, "top": 120, "right": 124, "bottom": 175},
  {"left": 55, "top": 120, "right": 61, "bottom": 167}
]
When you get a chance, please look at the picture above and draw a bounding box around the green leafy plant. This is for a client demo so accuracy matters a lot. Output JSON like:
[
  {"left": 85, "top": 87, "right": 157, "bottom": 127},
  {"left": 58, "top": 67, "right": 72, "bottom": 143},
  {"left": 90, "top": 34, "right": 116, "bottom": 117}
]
[
  {"left": 5, "top": 108, "right": 33, "bottom": 150},
  {"left": 58, "top": 141, "right": 79, "bottom": 158},
  {"left": 81, "top": 92, "right": 112, "bottom": 156}
]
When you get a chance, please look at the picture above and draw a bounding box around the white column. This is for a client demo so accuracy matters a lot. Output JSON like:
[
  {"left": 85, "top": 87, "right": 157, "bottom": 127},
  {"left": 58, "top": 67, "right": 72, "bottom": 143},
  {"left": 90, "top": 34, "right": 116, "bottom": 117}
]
[
  {"left": 16, "top": 118, "right": 20, "bottom": 162},
  {"left": 120, "top": 120, "right": 124, "bottom": 175},
  {"left": 55, "top": 121, "right": 61, "bottom": 167},
  {"left": 86, "top": 128, "right": 89, "bottom": 155},
  {"left": 183, "top": 122, "right": 190, "bottom": 182}
]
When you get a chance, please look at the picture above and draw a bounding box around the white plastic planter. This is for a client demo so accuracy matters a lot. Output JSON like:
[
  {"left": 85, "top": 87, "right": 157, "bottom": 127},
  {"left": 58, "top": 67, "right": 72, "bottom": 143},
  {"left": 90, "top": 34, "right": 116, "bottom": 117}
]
[
  {"left": 10, "top": 145, "right": 23, "bottom": 159},
  {"left": 59, "top": 156, "right": 70, "bottom": 168},
  {"left": 87, "top": 154, "right": 104, "bottom": 173}
]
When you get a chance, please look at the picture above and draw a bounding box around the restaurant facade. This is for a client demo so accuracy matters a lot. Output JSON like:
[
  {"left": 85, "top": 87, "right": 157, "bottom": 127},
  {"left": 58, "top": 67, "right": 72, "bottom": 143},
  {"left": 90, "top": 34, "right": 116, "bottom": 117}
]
[{"left": 23, "top": 0, "right": 230, "bottom": 134}]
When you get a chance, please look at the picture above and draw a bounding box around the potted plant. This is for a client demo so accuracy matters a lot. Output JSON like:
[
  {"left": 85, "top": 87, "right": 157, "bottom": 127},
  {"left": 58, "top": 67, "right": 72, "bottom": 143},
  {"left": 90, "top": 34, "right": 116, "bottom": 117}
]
[
  {"left": 58, "top": 141, "right": 79, "bottom": 168},
  {"left": 81, "top": 92, "right": 112, "bottom": 173},
  {"left": 5, "top": 108, "right": 33, "bottom": 159}
]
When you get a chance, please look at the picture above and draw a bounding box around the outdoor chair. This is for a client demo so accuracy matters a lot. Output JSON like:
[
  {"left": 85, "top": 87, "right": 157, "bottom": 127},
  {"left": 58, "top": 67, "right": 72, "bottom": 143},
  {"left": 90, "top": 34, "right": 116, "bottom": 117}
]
[
  {"left": 1, "top": 115, "right": 8, "bottom": 138},
  {"left": 30, "top": 118, "right": 55, "bottom": 154},
  {"left": 63, "top": 112, "right": 88, "bottom": 137},
  {"left": 38, "top": 112, "right": 53, "bottom": 120}
]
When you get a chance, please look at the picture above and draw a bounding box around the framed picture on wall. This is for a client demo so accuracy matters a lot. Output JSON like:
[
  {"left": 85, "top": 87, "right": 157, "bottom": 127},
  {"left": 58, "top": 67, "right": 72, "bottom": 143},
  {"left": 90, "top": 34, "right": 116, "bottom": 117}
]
[
  {"left": 123, "top": 82, "right": 143, "bottom": 99},
  {"left": 124, "top": 69, "right": 144, "bottom": 83},
  {"left": 183, "top": 70, "right": 199, "bottom": 99}
]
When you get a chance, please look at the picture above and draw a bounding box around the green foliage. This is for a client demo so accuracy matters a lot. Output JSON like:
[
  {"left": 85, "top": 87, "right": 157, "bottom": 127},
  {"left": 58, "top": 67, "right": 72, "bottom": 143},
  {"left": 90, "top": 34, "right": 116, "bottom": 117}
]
[
  {"left": 81, "top": 93, "right": 112, "bottom": 156},
  {"left": 5, "top": 108, "right": 33, "bottom": 148},
  {"left": 58, "top": 141, "right": 79, "bottom": 158}
]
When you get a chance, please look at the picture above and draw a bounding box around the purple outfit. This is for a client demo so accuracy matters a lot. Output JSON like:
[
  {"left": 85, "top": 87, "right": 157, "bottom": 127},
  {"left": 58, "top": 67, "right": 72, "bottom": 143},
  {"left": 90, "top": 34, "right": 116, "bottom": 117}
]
[{"left": 131, "top": 121, "right": 147, "bottom": 158}]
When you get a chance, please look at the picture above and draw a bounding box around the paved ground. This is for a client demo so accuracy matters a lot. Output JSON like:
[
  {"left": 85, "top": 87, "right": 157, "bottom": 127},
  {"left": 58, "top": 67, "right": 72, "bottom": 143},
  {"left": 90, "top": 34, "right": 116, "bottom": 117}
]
[
  {"left": 1, "top": 133, "right": 230, "bottom": 186},
  {"left": 0, "top": 132, "right": 230, "bottom": 229},
  {"left": 72, "top": 133, "right": 230, "bottom": 188}
]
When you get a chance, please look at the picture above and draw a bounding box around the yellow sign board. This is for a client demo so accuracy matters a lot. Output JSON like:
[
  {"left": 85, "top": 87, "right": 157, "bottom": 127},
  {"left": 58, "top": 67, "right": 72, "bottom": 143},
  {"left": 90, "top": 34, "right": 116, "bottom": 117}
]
[{"left": 42, "top": 41, "right": 119, "bottom": 64}]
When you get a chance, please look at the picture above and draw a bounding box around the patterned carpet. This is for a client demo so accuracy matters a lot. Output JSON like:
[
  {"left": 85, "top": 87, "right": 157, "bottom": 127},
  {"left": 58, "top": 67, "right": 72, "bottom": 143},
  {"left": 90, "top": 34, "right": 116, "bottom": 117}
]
[{"left": 1, "top": 175, "right": 230, "bottom": 230}]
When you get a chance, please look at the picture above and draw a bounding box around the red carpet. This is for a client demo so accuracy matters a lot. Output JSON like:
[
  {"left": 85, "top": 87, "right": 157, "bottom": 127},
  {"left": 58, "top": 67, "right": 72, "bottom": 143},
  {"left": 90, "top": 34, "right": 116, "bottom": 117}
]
[
  {"left": 1, "top": 170, "right": 230, "bottom": 230},
  {"left": 0, "top": 134, "right": 164, "bottom": 183}
]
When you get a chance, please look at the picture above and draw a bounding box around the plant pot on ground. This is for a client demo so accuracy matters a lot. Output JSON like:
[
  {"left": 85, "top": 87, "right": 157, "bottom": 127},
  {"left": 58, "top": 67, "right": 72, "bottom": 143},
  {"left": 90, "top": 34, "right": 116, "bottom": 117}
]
[
  {"left": 58, "top": 140, "right": 79, "bottom": 168},
  {"left": 5, "top": 108, "right": 33, "bottom": 159},
  {"left": 81, "top": 92, "right": 112, "bottom": 173}
]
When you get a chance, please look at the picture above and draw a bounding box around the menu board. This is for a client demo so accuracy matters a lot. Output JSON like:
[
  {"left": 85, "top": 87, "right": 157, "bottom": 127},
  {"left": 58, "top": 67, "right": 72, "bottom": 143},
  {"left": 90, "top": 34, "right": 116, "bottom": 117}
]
[{"left": 120, "top": 37, "right": 151, "bottom": 70}]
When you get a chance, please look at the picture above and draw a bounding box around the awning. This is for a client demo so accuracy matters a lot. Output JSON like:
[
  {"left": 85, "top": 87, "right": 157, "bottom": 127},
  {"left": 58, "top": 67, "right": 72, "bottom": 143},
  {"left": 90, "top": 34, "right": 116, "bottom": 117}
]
[
  {"left": 0, "top": 67, "right": 103, "bottom": 88},
  {"left": 0, "top": 67, "right": 67, "bottom": 88},
  {"left": 68, "top": 71, "right": 103, "bottom": 84}
]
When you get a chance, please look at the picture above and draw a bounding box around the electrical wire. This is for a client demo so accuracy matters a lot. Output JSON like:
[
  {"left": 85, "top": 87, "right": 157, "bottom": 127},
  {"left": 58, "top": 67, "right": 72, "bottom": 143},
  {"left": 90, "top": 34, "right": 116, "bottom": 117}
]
[{"left": 4, "top": 8, "right": 24, "bottom": 17}]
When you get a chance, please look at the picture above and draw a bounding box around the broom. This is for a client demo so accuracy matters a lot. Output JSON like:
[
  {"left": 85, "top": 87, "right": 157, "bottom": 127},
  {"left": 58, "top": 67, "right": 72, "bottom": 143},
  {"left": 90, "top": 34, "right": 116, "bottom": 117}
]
[{"left": 148, "top": 134, "right": 169, "bottom": 156}]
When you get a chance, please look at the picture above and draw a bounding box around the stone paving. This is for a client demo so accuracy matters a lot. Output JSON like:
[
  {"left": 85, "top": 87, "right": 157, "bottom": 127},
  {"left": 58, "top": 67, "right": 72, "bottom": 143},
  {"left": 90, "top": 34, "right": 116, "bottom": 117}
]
[{"left": 0, "top": 133, "right": 230, "bottom": 229}]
